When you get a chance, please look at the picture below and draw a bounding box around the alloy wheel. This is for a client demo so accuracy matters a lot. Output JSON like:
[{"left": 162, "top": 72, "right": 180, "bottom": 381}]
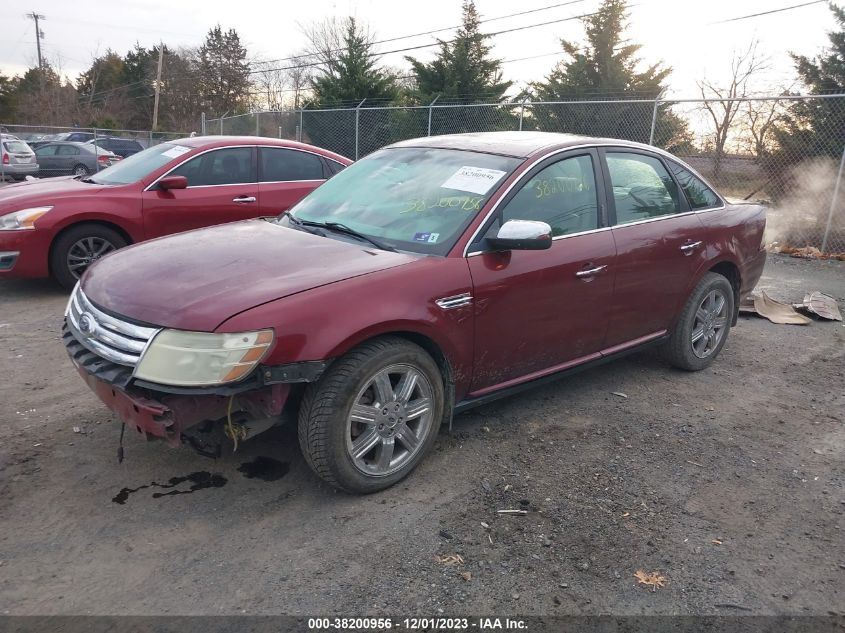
[
  {"left": 691, "top": 288, "right": 728, "bottom": 359},
  {"left": 345, "top": 363, "right": 434, "bottom": 477},
  {"left": 67, "top": 237, "right": 116, "bottom": 279}
]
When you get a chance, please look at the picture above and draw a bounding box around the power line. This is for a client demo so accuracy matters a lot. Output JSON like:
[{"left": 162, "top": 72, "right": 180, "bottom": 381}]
[
  {"left": 710, "top": 0, "right": 827, "bottom": 24},
  {"left": 251, "top": 9, "right": 599, "bottom": 75},
  {"left": 253, "top": 0, "right": 589, "bottom": 67}
]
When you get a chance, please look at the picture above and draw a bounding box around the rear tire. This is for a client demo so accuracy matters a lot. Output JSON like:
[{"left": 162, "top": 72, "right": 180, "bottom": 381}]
[
  {"left": 72, "top": 164, "right": 89, "bottom": 177},
  {"left": 662, "top": 272, "right": 734, "bottom": 371},
  {"left": 50, "top": 223, "right": 127, "bottom": 289},
  {"left": 298, "top": 336, "right": 444, "bottom": 494}
]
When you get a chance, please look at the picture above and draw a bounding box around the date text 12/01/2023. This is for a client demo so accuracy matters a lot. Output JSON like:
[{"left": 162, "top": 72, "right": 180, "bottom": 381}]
[{"left": 307, "top": 616, "right": 528, "bottom": 629}]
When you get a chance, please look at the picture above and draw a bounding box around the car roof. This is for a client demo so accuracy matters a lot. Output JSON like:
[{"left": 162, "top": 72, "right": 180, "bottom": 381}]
[
  {"left": 386, "top": 131, "right": 662, "bottom": 159},
  {"left": 170, "top": 135, "right": 351, "bottom": 163}
]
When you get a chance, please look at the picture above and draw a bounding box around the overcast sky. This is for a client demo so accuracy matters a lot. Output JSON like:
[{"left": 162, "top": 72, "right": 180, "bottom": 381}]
[{"left": 1, "top": 0, "right": 838, "bottom": 99}]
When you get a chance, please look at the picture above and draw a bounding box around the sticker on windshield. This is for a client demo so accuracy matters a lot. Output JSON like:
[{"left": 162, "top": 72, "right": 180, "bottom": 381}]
[
  {"left": 441, "top": 166, "right": 507, "bottom": 195},
  {"left": 162, "top": 146, "right": 191, "bottom": 159},
  {"left": 413, "top": 232, "right": 440, "bottom": 243}
]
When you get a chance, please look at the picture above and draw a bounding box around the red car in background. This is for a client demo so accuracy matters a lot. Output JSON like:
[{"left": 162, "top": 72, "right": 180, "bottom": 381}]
[{"left": 0, "top": 136, "right": 350, "bottom": 287}]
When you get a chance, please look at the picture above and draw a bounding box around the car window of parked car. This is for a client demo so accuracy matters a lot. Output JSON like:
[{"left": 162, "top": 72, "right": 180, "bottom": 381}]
[
  {"left": 169, "top": 147, "right": 256, "bottom": 187},
  {"left": 35, "top": 144, "right": 58, "bottom": 156},
  {"left": 89, "top": 143, "right": 188, "bottom": 185},
  {"left": 606, "top": 152, "right": 681, "bottom": 225},
  {"left": 259, "top": 148, "right": 324, "bottom": 182},
  {"left": 325, "top": 159, "right": 346, "bottom": 176},
  {"left": 285, "top": 147, "right": 520, "bottom": 256},
  {"left": 3, "top": 140, "right": 32, "bottom": 154},
  {"left": 57, "top": 145, "right": 80, "bottom": 156},
  {"left": 499, "top": 154, "right": 599, "bottom": 237},
  {"left": 667, "top": 161, "right": 721, "bottom": 210}
]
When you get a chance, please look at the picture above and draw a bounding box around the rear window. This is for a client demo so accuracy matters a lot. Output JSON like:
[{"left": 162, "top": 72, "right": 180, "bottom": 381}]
[{"left": 3, "top": 140, "right": 32, "bottom": 154}]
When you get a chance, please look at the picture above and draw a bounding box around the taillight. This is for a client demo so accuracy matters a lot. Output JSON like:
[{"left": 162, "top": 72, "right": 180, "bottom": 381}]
[
  {"left": 97, "top": 155, "right": 109, "bottom": 162},
  {"left": 2, "top": 154, "right": 8, "bottom": 165}
]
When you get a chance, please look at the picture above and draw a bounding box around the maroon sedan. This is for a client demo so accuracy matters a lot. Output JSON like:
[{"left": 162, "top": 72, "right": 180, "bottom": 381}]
[
  {"left": 0, "top": 136, "right": 350, "bottom": 287},
  {"left": 63, "top": 132, "right": 766, "bottom": 493}
]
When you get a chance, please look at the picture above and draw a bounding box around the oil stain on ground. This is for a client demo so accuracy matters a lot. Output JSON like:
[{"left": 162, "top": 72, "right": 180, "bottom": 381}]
[
  {"left": 112, "top": 471, "right": 227, "bottom": 505},
  {"left": 237, "top": 456, "right": 290, "bottom": 482}
]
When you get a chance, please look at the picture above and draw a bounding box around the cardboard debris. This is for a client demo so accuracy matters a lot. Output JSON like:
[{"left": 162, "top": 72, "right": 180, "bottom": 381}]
[
  {"left": 742, "top": 290, "right": 842, "bottom": 324},
  {"left": 751, "top": 292, "right": 812, "bottom": 325},
  {"left": 793, "top": 292, "right": 843, "bottom": 321}
]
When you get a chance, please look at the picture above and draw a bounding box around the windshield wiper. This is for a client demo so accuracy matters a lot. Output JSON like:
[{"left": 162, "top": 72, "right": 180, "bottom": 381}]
[{"left": 288, "top": 215, "right": 398, "bottom": 252}]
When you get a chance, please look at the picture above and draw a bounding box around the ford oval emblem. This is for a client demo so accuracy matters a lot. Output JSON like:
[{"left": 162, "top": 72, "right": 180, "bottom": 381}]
[{"left": 78, "top": 313, "right": 96, "bottom": 337}]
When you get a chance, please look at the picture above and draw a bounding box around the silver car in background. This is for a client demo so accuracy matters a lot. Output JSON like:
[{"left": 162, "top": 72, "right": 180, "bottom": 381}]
[
  {"left": 32, "top": 141, "right": 121, "bottom": 178},
  {"left": 0, "top": 136, "right": 39, "bottom": 181}
]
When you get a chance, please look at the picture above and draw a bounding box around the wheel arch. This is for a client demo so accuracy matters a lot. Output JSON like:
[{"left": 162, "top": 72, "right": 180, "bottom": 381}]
[
  {"left": 708, "top": 260, "right": 741, "bottom": 325},
  {"left": 325, "top": 327, "right": 457, "bottom": 428},
  {"left": 48, "top": 220, "right": 134, "bottom": 276}
]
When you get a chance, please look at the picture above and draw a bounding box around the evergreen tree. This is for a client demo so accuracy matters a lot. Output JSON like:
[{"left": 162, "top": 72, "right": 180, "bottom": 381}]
[
  {"left": 309, "top": 17, "right": 399, "bottom": 106},
  {"left": 529, "top": 0, "right": 690, "bottom": 150},
  {"left": 406, "top": 0, "right": 511, "bottom": 104},
  {"left": 768, "top": 2, "right": 845, "bottom": 176},
  {"left": 197, "top": 25, "right": 251, "bottom": 117}
]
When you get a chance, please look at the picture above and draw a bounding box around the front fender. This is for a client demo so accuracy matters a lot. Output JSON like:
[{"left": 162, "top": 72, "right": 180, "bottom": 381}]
[{"left": 216, "top": 257, "right": 476, "bottom": 399}]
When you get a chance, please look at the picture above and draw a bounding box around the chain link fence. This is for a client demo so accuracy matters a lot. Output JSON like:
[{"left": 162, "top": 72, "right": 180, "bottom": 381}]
[
  {"left": 204, "top": 93, "right": 844, "bottom": 254},
  {"left": 0, "top": 124, "right": 187, "bottom": 180}
]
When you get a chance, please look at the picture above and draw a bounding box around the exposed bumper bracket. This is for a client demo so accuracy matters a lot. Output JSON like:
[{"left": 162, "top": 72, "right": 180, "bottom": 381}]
[{"left": 260, "top": 360, "right": 329, "bottom": 385}]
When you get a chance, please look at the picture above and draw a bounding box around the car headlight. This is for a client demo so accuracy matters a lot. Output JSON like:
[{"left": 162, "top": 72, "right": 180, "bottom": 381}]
[
  {"left": 134, "top": 329, "right": 274, "bottom": 387},
  {"left": 0, "top": 206, "right": 53, "bottom": 230}
]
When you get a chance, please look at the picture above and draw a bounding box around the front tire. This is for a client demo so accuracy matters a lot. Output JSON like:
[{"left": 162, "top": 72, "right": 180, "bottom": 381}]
[
  {"left": 662, "top": 272, "right": 734, "bottom": 371},
  {"left": 50, "top": 224, "right": 126, "bottom": 289},
  {"left": 298, "top": 336, "right": 445, "bottom": 494}
]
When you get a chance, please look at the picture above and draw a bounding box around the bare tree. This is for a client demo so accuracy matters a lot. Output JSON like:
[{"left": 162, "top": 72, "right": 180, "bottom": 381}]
[
  {"left": 698, "top": 41, "right": 768, "bottom": 179},
  {"left": 743, "top": 89, "right": 793, "bottom": 159}
]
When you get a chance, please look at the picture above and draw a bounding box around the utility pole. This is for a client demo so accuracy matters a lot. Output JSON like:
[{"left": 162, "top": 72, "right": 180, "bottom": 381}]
[
  {"left": 152, "top": 42, "right": 164, "bottom": 131},
  {"left": 26, "top": 13, "right": 46, "bottom": 69}
]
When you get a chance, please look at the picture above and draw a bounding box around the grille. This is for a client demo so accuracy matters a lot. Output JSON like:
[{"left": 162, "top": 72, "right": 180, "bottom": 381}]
[{"left": 65, "top": 285, "right": 159, "bottom": 368}]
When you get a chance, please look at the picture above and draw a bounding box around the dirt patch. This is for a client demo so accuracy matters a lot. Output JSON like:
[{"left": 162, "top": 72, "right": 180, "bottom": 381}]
[{"left": 0, "top": 255, "right": 843, "bottom": 616}]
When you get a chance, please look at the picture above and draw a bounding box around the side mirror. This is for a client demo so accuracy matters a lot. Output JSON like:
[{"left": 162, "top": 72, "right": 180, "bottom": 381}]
[
  {"left": 158, "top": 175, "right": 188, "bottom": 191},
  {"left": 487, "top": 219, "right": 553, "bottom": 251}
]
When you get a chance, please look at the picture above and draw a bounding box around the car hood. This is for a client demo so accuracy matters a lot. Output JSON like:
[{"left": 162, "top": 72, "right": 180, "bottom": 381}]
[
  {"left": 82, "top": 219, "right": 419, "bottom": 331},
  {"left": 0, "top": 176, "right": 111, "bottom": 211}
]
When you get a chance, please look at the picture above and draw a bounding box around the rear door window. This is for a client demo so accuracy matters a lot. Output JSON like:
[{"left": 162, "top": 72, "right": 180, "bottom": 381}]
[
  {"left": 668, "top": 161, "right": 721, "bottom": 209},
  {"left": 57, "top": 145, "right": 81, "bottom": 156},
  {"left": 605, "top": 152, "right": 681, "bottom": 225},
  {"left": 259, "top": 148, "right": 324, "bottom": 182}
]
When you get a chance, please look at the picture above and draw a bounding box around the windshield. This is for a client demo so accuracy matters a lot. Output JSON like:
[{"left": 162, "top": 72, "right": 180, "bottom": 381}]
[
  {"left": 88, "top": 143, "right": 189, "bottom": 185},
  {"left": 284, "top": 147, "right": 520, "bottom": 255}
]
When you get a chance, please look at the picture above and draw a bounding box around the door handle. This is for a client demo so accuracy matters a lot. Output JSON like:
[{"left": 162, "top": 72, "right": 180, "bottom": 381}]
[
  {"left": 680, "top": 240, "right": 703, "bottom": 255},
  {"left": 575, "top": 264, "right": 608, "bottom": 278},
  {"left": 233, "top": 196, "right": 256, "bottom": 203}
]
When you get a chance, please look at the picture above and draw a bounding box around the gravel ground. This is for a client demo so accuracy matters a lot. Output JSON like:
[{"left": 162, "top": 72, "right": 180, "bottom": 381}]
[{"left": 0, "top": 254, "right": 843, "bottom": 617}]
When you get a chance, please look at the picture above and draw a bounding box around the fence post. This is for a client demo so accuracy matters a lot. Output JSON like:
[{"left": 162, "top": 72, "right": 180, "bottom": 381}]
[
  {"left": 201, "top": 112, "right": 206, "bottom": 135},
  {"left": 518, "top": 98, "right": 529, "bottom": 131},
  {"left": 821, "top": 144, "right": 845, "bottom": 254},
  {"left": 648, "top": 98, "right": 660, "bottom": 146},
  {"left": 255, "top": 111, "right": 260, "bottom": 136},
  {"left": 427, "top": 96, "right": 439, "bottom": 136},
  {"left": 219, "top": 116, "right": 223, "bottom": 135},
  {"left": 298, "top": 109, "right": 303, "bottom": 142},
  {"left": 149, "top": 130, "right": 153, "bottom": 146},
  {"left": 93, "top": 128, "right": 99, "bottom": 172},
  {"left": 354, "top": 99, "right": 366, "bottom": 160}
]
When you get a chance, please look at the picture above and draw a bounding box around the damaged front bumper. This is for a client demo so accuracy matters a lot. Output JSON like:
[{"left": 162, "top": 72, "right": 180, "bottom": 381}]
[{"left": 63, "top": 321, "right": 326, "bottom": 452}]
